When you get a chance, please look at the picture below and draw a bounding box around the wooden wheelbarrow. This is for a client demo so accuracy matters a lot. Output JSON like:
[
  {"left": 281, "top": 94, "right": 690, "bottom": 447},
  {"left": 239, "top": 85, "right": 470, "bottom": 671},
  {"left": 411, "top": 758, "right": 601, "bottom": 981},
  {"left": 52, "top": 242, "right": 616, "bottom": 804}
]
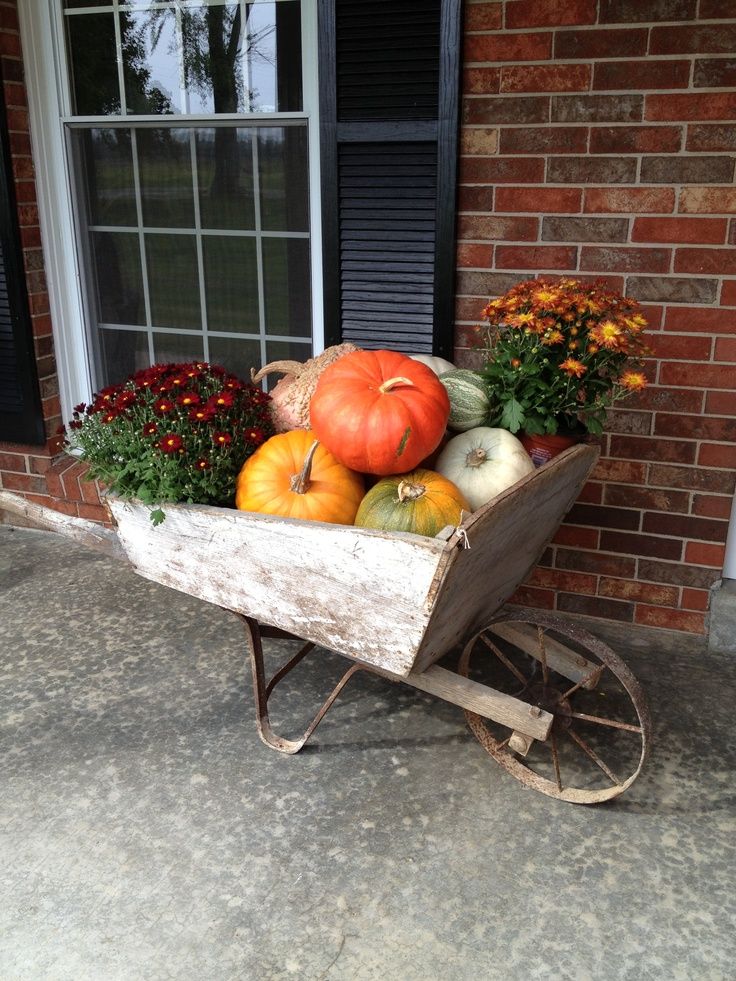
[{"left": 1, "top": 444, "right": 651, "bottom": 805}]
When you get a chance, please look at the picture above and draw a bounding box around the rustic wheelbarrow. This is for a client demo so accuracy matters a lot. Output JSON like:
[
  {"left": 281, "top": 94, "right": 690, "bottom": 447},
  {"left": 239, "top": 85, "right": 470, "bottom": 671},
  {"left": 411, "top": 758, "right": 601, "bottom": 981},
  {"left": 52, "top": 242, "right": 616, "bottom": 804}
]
[{"left": 1, "top": 444, "right": 651, "bottom": 804}]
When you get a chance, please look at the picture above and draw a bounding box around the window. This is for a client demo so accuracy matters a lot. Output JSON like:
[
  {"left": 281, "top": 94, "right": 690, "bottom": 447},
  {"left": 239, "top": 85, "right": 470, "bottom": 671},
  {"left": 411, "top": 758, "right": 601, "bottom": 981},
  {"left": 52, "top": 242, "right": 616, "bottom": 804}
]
[{"left": 59, "top": 0, "right": 316, "bottom": 390}]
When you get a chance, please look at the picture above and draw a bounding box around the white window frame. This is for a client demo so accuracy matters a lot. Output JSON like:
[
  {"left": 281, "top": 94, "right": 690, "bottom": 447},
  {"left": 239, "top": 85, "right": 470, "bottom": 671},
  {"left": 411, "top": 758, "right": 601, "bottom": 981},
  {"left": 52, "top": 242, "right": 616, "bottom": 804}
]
[{"left": 19, "top": 0, "right": 323, "bottom": 425}]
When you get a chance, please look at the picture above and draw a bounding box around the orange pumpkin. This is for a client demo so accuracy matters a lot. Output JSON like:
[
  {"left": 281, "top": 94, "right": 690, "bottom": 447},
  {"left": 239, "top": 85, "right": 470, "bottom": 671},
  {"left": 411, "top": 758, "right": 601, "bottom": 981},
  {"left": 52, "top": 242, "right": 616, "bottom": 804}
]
[
  {"left": 309, "top": 349, "right": 450, "bottom": 475},
  {"left": 235, "top": 429, "right": 364, "bottom": 525},
  {"left": 354, "top": 468, "right": 470, "bottom": 538}
]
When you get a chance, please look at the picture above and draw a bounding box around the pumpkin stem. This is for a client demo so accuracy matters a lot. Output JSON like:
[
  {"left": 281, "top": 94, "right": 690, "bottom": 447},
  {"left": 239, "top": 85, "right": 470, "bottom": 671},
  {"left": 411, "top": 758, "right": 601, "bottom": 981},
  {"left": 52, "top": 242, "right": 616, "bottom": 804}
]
[
  {"left": 466, "top": 447, "right": 488, "bottom": 468},
  {"left": 397, "top": 479, "right": 426, "bottom": 503},
  {"left": 290, "top": 440, "right": 320, "bottom": 495},
  {"left": 251, "top": 360, "right": 306, "bottom": 385},
  {"left": 378, "top": 376, "right": 414, "bottom": 394}
]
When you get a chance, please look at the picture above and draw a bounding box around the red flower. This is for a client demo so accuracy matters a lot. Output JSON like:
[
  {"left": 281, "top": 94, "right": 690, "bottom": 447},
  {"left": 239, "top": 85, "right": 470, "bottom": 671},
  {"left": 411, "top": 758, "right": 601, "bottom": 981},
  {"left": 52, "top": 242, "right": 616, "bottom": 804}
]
[
  {"left": 101, "top": 410, "right": 119, "bottom": 424},
  {"left": 69, "top": 419, "right": 83, "bottom": 430},
  {"left": 177, "top": 390, "right": 201, "bottom": 407},
  {"left": 189, "top": 405, "right": 215, "bottom": 423},
  {"left": 158, "top": 433, "right": 184, "bottom": 454},
  {"left": 142, "top": 422, "right": 158, "bottom": 436},
  {"left": 208, "top": 390, "right": 235, "bottom": 411},
  {"left": 73, "top": 402, "right": 87, "bottom": 414},
  {"left": 223, "top": 377, "right": 243, "bottom": 391},
  {"left": 195, "top": 457, "right": 211, "bottom": 470},
  {"left": 244, "top": 427, "right": 265, "bottom": 444},
  {"left": 212, "top": 431, "right": 232, "bottom": 446},
  {"left": 153, "top": 397, "right": 175, "bottom": 414}
]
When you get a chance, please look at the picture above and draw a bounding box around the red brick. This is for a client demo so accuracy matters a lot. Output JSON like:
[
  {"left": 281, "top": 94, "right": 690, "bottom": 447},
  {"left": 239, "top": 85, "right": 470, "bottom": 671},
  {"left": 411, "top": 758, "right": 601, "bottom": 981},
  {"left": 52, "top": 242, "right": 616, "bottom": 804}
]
[
  {"left": 629, "top": 277, "right": 718, "bottom": 304},
  {"left": 459, "top": 157, "right": 544, "bottom": 183},
  {"left": 27, "top": 454, "right": 52, "bottom": 475},
  {"left": 705, "top": 391, "right": 736, "bottom": 415},
  {"left": 0, "top": 57, "right": 24, "bottom": 84},
  {"left": 554, "top": 28, "right": 648, "bottom": 59},
  {"left": 456, "top": 270, "right": 526, "bottom": 297},
  {"left": 566, "top": 503, "right": 640, "bottom": 530},
  {"left": 464, "top": 2, "right": 503, "bottom": 31},
  {"left": 592, "top": 459, "right": 647, "bottom": 484},
  {"left": 556, "top": 548, "right": 636, "bottom": 577},
  {"left": 655, "top": 414, "right": 736, "bottom": 443},
  {"left": 643, "top": 156, "right": 734, "bottom": 185},
  {"left": 464, "top": 32, "right": 552, "bottom": 63},
  {"left": 686, "top": 124, "right": 736, "bottom": 152},
  {"left": 463, "top": 96, "right": 549, "bottom": 125},
  {"left": 609, "top": 435, "right": 696, "bottom": 464},
  {"left": 77, "top": 503, "right": 109, "bottom": 524},
  {"left": 508, "top": 584, "right": 556, "bottom": 609},
  {"left": 693, "top": 57, "right": 736, "bottom": 89},
  {"left": 647, "top": 92, "right": 736, "bottom": 122},
  {"left": 0, "top": 5, "right": 19, "bottom": 30},
  {"left": 626, "top": 386, "right": 703, "bottom": 413},
  {"left": 600, "top": 0, "right": 697, "bottom": 21},
  {"left": 20, "top": 225, "right": 42, "bottom": 249},
  {"left": 679, "top": 187, "right": 736, "bottom": 214},
  {"left": 649, "top": 463, "right": 734, "bottom": 494},
  {"left": 600, "top": 530, "right": 683, "bottom": 560},
  {"left": 639, "top": 557, "right": 721, "bottom": 588},
  {"left": 458, "top": 185, "right": 494, "bottom": 212},
  {"left": 649, "top": 335, "right": 713, "bottom": 360},
  {"left": 634, "top": 606, "right": 706, "bottom": 634},
  {"left": 665, "top": 306, "right": 736, "bottom": 333},
  {"left": 506, "top": 0, "right": 596, "bottom": 28},
  {"left": 674, "top": 247, "right": 736, "bottom": 275},
  {"left": 580, "top": 246, "right": 671, "bottom": 273},
  {"left": 455, "top": 297, "right": 488, "bottom": 321},
  {"left": 594, "top": 60, "right": 691, "bottom": 91},
  {"left": 458, "top": 215, "right": 539, "bottom": 241},
  {"left": 584, "top": 187, "right": 675, "bottom": 214},
  {"left": 499, "top": 126, "right": 588, "bottom": 155},
  {"left": 542, "top": 216, "right": 629, "bottom": 243},
  {"left": 553, "top": 525, "right": 600, "bottom": 548},
  {"left": 723, "top": 280, "right": 736, "bottom": 305},
  {"left": 604, "top": 484, "right": 690, "bottom": 513},
  {"left": 650, "top": 24, "right": 736, "bottom": 56},
  {"left": 457, "top": 243, "right": 493, "bottom": 268},
  {"left": 60, "top": 460, "right": 90, "bottom": 501},
  {"left": 698, "top": 442, "right": 736, "bottom": 468},
  {"left": 684, "top": 541, "right": 725, "bottom": 567},
  {"left": 700, "top": 0, "right": 736, "bottom": 15},
  {"left": 500, "top": 64, "right": 591, "bottom": 93},
  {"left": 32, "top": 314, "right": 53, "bottom": 339},
  {"left": 643, "top": 512, "right": 728, "bottom": 543},
  {"left": 462, "top": 68, "right": 501, "bottom": 95},
  {"left": 43, "top": 498, "right": 80, "bottom": 518},
  {"left": 715, "top": 337, "right": 736, "bottom": 363},
  {"left": 693, "top": 494, "right": 732, "bottom": 519},
  {"left": 633, "top": 217, "right": 727, "bottom": 245},
  {"left": 557, "top": 592, "right": 634, "bottom": 622},
  {"left": 460, "top": 128, "right": 498, "bottom": 156},
  {"left": 495, "top": 245, "right": 577, "bottom": 270},
  {"left": 552, "top": 95, "right": 643, "bottom": 124},
  {"left": 681, "top": 588, "right": 710, "bottom": 612},
  {"left": 599, "top": 578, "right": 680, "bottom": 606},
  {"left": 590, "top": 125, "right": 681, "bottom": 155},
  {"left": 0, "top": 32, "right": 20, "bottom": 57},
  {"left": 496, "top": 186, "right": 582, "bottom": 213},
  {"left": 548, "top": 157, "right": 637, "bottom": 184},
  {"left": 660, "top": 362, "right": 735, "bottom": 388},
  {"left": 0, "top": 471, "right": 46, "bottom": 494},
  {"left": 577, "top": 481, "right": 603, "bottom": 503},
  {"left": 604, "top": 409, "right": 652, "bottom": 436},
  {"left": 527, "top": 567, "right": 598, "bottom": 594}
]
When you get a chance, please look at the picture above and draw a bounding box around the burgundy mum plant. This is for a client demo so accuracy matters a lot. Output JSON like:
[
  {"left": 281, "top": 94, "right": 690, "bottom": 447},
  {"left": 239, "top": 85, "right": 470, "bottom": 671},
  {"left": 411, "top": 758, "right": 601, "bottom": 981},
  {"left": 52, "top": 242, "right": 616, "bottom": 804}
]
[{"left": 65, "top": 361, "right": 273, "bottom": 524}]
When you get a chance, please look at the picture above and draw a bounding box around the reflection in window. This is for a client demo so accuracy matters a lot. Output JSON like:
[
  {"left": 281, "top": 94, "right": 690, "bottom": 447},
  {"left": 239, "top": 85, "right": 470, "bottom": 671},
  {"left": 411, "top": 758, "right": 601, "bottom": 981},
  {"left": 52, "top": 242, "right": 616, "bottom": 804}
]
[
  {"left": 91, "top": 232, "right": 145, "bottom": 326},
  {"left": 78, "top": 129, "right": 137, "bottom": 226},
  {"left": 122, "top": 11, "right": 180, "bottom": 114},
  {"left": 66, "top": 13, "right": 120, "bottom": 115},
  {"left": 197, "top": 129, "right": 255, "bottom": 230}
]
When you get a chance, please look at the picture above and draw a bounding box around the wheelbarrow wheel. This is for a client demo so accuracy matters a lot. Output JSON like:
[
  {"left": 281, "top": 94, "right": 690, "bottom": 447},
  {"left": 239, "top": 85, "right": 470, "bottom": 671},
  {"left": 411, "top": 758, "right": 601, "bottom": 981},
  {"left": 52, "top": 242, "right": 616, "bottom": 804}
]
[{"left": 457, "top": 611, "right": 651, "bottom": 804}]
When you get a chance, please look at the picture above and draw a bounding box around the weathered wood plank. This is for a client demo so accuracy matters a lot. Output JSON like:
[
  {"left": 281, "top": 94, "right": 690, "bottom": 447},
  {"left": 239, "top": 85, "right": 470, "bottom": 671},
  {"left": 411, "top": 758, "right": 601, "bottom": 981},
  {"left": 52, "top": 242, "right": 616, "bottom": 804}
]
[
  {"left": 108, "top": 498, "right": 447, "bottom": 677},
  {"left": 412, "top": 445, "right": 600, "bottom": 672},
  {"left": 0, "top": 490, "right": 126, "bottom": 561},
  {"left": 490, "top": 621, "right": 599, "bottom": 688}
]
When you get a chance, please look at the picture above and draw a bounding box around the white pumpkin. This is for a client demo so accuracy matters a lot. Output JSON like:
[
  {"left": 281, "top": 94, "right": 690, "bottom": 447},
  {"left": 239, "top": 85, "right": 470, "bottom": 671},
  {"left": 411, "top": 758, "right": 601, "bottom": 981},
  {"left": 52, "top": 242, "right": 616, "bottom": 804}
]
[
  {"left": 435, "top": 427, "right": 534, "bottom": 512},
  {"left": 407, "top": 353, "right": 456, "bottom": 377}
]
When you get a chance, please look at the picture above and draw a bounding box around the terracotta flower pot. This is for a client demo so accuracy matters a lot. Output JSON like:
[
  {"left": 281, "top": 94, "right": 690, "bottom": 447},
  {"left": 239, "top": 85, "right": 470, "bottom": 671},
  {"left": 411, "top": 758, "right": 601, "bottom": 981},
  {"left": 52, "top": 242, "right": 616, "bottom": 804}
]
[{"left": 520, "top": 429, "right": 584, "bottom": 468}]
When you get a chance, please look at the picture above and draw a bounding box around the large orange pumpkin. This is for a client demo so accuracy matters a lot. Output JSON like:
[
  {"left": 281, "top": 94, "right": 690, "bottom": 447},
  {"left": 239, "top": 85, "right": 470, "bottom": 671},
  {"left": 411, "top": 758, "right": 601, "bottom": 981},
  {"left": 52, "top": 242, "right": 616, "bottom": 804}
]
[
  {"left": 354, "top": 469, "right": 470, "bottom": 538},
  {"left": 235, "top": 429, "right": 364, "bottom": 525},
  {"left": 309, "top": 349, "right": 450, "bottom": 475}
]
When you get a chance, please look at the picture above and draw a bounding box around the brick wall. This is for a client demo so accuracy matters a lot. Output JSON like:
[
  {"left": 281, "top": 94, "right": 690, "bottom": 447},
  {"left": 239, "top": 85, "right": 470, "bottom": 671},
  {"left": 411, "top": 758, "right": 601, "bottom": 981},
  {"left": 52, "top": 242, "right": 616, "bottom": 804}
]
[
  {"left": 456, "top": 0, "right": 736, "bottom": 635},
  {"left": 0, "top": 0, "right": 108, "bottom": 525}
]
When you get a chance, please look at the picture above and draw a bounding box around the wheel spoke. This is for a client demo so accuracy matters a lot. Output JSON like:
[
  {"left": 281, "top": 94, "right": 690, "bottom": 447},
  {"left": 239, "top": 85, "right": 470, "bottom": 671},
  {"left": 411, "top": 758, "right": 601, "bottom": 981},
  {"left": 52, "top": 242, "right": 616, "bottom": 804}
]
[
  {"left": 559, "top": 664, "right": 604, "bottom": 702},
  {"left": 570, "top": 711, "right": 642, "bottom": 734},
  {"left": 567, "top": 727, "right": 621, "bottom": 786},
  {"left": 481, "top": 633, "right": 529, "bottom": 687},
  {"left": 537, "top": 626, "right": 549, "bottom": 686},
  {"left": 550, "top": 731, "right": 563, "bottom": 791}
]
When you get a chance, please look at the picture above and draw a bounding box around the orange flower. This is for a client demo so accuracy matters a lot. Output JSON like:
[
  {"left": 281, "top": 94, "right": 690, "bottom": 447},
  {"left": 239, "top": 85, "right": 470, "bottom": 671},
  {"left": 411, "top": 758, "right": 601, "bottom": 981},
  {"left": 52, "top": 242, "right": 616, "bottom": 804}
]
[
  {"left": 560, "top": 358, "right": 587, "bottom": 378},
  {"left": 532, "top": 287, "right": 560, "bottom": 307},
  {"left": 619, "top": 371, "right": 647, "bottom": 391},
  {"left": 541, "top": 329, "right": 564, "bottom": 346},
  {"left": 589, "top": 319, "right": 628, "bottom": 351}
]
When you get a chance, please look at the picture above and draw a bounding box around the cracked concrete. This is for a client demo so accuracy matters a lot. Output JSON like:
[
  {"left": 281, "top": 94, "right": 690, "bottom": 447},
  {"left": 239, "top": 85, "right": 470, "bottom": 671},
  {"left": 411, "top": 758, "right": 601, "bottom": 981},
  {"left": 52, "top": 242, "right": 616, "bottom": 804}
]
[{"left": 1, "top": 526, "right": 735, "bottom": 980}]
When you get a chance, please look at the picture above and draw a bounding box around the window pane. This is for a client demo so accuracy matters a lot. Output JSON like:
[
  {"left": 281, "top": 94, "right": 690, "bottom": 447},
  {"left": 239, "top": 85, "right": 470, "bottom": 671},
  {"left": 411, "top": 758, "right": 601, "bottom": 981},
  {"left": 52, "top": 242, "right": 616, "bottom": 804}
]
[
  {"left": 258, "top": 127, "right": 308, "bottom": 231},
  {"left": 246, "top": 1, "right": 303, "bottom": 112},
  {"left": 91, "top": 232, "right": 145, "bottom": 326},
  {"left": 66, "top": 14, "right": 120, "bottom": 115},
  {"left": 98, "top": 328, "right": 149, "bottom": 386},
  {"left": 203, "top": 236, "right": 259, "bottom": 334},
  {"left": 183, "top": 3, "right": 245, "bottom": 114},
  {"left": 196, "top": 129, "right": 255, "bottom": 230},
  {"left": 262, "top": 238, "right": 310, "bottom": 337},
  {"left": 145, "top": 233, "right": 201, "bottom": 329},
  {"left": 265, "top": 339, "right": 312, "bottom": 370},
  {"left": 152, "top": 332, "right": 204, "bottom": 364},
  {"left": 136, "top": 129, "right": 194, "bottom": 227},
  {"left": 77, "top": 129, "right": 137, "bottom": 227},
  {"left": 122, "top": 10, "right": 180, "bottom": 115},
  {"left": 208, "top": 335, "right": 262, "bottom": 378}
]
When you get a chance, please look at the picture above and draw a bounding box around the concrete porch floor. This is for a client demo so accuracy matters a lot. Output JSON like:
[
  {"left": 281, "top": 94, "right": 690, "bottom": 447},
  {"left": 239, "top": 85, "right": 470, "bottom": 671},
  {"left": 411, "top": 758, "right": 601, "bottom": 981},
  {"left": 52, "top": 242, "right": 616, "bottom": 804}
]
[{"left": 1, "top": 526, "right": 735, "bottom": 981}]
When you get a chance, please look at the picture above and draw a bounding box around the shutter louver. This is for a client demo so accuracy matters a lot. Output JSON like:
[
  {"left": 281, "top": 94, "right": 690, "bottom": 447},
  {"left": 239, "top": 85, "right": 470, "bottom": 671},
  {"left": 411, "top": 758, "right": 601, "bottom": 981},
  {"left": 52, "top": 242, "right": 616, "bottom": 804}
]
[{"left": 320, "top": 0, "right": 461, "bottom": 358}]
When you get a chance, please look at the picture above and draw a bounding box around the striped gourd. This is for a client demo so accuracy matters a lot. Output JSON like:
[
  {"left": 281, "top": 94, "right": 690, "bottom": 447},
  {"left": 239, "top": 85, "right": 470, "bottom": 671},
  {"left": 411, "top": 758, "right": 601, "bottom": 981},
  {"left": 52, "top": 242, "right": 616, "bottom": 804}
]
[{"left": 440, "top": 369, "right": 491, "bottom": 432}]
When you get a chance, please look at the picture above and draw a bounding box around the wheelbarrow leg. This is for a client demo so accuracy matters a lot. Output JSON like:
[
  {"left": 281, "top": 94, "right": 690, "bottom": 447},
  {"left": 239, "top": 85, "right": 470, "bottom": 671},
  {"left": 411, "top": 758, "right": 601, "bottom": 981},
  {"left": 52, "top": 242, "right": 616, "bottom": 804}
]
[{"left": 240, "top": 615, "right": 365, "bottom": 755}]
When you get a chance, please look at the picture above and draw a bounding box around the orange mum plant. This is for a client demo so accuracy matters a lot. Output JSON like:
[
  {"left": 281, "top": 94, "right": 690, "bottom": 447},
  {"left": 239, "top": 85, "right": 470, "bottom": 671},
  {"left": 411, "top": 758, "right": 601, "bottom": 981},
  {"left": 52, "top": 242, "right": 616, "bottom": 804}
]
[{"left": 479, "top": 277, "right": 650, "bottom": 437}]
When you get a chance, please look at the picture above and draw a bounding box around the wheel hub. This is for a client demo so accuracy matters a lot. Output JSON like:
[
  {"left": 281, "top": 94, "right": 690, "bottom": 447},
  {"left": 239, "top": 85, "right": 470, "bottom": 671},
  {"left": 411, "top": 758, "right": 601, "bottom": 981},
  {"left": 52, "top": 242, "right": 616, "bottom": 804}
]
[{"left": 527, "top": 682, "right": 572, "bottom": 731}]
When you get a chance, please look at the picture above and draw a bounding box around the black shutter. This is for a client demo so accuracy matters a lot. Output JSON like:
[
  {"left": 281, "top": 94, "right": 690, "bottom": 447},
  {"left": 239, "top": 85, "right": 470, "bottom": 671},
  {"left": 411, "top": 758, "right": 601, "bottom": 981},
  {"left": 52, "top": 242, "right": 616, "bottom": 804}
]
[
  {"left": 0, "top": 82, "right": 44, "bottom": 445},
  {"left": 319, "top": 0, "right": 461, "bottom": 357}
]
